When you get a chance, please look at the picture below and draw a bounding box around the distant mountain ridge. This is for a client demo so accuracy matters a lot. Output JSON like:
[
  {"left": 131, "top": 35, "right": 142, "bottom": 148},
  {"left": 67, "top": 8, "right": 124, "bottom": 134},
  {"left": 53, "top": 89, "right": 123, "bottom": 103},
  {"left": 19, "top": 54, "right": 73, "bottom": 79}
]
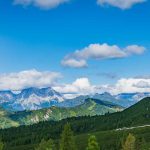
[
  {"left": 0, "top": 87, "right": 150, "bottom": 111},
  {"left": 0, "top": 87, "right": 64, "bottom": 111},
  {"left": 115, "top": 92, "right": 150, "bottom": 107},
  {"left": 59, "top": 92, "right": 150, "bottom": 108},
  {"left": 0, "top": 91, "right": 15, "bottom": 104}
]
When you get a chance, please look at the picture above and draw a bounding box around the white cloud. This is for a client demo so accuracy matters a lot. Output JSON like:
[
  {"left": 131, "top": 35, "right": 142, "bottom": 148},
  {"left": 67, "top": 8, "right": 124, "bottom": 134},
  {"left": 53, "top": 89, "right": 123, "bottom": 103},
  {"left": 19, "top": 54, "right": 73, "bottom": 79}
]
[
  {"left": 13, "top": 0, "right": 69, "bottom": 9},
  {"left": 54, "top": 78, "right": 98, "bottom": 98},
  {"left": 74, "top": 43, "right": 126, "bottom": 59},
  {"left": 97, "top": 0, "right": 146, "bottom": 9},
  {"left": 111, "top": 78, "right": 150, "bottom": 94},
  {"left": 54, "top": 77, "right": 150, "bottom": 98},
  {"left": 1, "top": 69, "right": 150, "bottom": 98},
  {"left": 61, "top": 58, "right": 87, "bottom": 68},
  {"left": 62, "top": 43, "right": 146, "bottom": 68},
  {"left": 0, "top": 69, "right": 62, "bottom": 91},
  {"left": 125, "top": 45, "right": 146, "bottom": 55},
  {"left": 133, "top": 81, "right": 150, "bottom": 88}
]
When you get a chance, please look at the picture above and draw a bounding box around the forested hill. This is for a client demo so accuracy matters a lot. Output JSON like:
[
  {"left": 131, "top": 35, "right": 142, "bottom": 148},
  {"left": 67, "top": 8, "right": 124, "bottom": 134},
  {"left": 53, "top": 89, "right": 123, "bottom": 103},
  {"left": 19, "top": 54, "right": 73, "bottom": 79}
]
[
  {"left": 0, "top": 97, "right": 149, "bottom": 150},
  {"left": 0, "top": 98, "right": 123, "bottom": 128}
]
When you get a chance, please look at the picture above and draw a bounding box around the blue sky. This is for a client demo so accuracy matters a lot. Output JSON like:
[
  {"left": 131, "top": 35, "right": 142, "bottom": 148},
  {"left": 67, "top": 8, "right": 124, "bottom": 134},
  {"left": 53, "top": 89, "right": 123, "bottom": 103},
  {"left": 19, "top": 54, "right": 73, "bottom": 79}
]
[{"left": 0, "top": 0, "right": 150, "bottom": 96}]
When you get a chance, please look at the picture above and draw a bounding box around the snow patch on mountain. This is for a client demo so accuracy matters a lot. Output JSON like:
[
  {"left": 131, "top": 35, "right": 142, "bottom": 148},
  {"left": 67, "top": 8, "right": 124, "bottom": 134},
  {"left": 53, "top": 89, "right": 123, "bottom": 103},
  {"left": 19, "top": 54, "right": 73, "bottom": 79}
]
[{"left": 0, "top": 87, "right": 64, "bottom": 111}]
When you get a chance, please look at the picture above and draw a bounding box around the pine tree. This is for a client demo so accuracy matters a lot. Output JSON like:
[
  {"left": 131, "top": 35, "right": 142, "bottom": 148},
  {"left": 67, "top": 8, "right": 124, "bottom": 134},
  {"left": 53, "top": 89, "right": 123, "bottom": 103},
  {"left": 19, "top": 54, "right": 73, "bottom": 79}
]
[
  {"left": 60, "top": 123, "right": 76, "bottom": 150},
  {"left": 86, "top": 135, "right": 100, "bottom": 150},
  {"left": 140, "top": 138, "right": 147, "bottom": 150},
  {"left": 136, "top": 137, "right": 147, "bottom": 150},
  {"left": 0, "top": 139, "right": 4, "bottom": 150},
  {"left": 122, "top": 133, "right": 136, "bottom": 150},
  {"left": 35, "top": 139, "right": 56, "bottom": 150}
]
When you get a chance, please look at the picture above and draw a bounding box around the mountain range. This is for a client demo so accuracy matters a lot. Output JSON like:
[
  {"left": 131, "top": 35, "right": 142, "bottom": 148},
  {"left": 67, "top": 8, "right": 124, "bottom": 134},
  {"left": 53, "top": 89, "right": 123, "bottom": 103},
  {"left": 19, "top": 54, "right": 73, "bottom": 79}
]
[
  {"left": 59, "top": 91, "right": 150, "bottom": 108},
  {"left": 0, "top": 87, "right": 150, "bottom": 129},
  {"left": 0, "top": 87, "right": 150, "bottom": 111},
  {"left": 0, "top": 87, "right": 64, "bottom": 111}
]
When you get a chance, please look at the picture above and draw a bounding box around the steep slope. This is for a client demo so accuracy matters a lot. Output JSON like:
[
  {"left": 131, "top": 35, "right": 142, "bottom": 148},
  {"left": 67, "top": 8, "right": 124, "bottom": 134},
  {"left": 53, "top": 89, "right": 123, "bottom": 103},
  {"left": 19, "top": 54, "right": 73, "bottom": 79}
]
[
  {"left": 7, "top": 97, "right": 150, "bottom": 129},
  {"left": 0, "top": 107, "right": 19, "bottom": 129},
  {"left": 59, "top": 93, "right": 121, "bottom": 108},
  {"left": 8, "top": 98, "right": 123, "bottom": 125},
  {"left": 58, "top": 95, "right": 89, "bottom": 107},
  {"left": 0, "top": 87, "right": 64, "bottom": 111},
  {"left": 0, "top": 91, "right": 16, "bottom": 111},
  {"left": 115, "top": 92, "right": 150, "bottom": 107},
  {"left": 0, "top": 98, "right": 149, "bottom": 150},
  {"left": 0, "top": 87, "right": 149, "bottom": 111},
  {"left": 60, "top": 92, "right": 150, "bottom": 108},
  {"left": 0, "top": 91, "right": 15, "bottom": 104},
  {"left": 116, "top": 97, "right": 150, "bottom": 126}
]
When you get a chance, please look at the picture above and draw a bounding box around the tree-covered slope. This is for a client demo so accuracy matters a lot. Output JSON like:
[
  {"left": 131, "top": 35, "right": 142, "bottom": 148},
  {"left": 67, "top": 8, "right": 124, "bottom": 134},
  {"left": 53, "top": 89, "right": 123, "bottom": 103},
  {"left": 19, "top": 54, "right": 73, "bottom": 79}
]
[
  {"left": 0, "top": 97, "right": 149, "bottom": 150},
  {"left": 8, "top": 98, "right": 123, "bottom": 125},
  {"left": 0, "top": 107, "right": 19, "bottom": 129}
]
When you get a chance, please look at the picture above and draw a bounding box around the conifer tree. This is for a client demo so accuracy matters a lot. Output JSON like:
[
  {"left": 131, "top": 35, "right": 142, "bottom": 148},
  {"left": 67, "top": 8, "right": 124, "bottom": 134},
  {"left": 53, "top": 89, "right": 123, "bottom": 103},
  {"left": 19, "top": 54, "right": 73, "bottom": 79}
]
[
  {"left": 140, "top": 138, "right": 147, "bottom": 150},
  {"left": 0, "top": 139, "right": 4, "bottom": 150},
  {"left": 136, "top": 137, "right": 147, "bottom": 150},
  {"left": 122, "top": 133, "right": 136, "bottom": 150},
  {"left": 35, "top": 139, "right": 56, "bottom": 150},
  {"left": 60, "top": 123, "right": 76, "bottom": 150},
  {"left": 86, "top": 135, "right": 100, "bottom": 150}
]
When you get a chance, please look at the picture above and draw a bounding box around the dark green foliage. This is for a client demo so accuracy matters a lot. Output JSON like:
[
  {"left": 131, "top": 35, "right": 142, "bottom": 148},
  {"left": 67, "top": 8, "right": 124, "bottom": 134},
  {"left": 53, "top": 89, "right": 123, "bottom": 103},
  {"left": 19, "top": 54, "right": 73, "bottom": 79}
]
[
  {"left": 0, "top": 125, "right": 150, "bottom": 150},
  {"left": 0, "top": 97, "right": 149, "bottom": 150},
  {"left": 60, "top": 123, "right": 76, "bottom": 150},
  {"left": 35, "top": 139, "right": 56, "bottom": 150},
  {"left": 0, "top": 139, "right": 4, "bottom": 150},
  {"left": 135, "top": 137, "right": 147, "bottom": 150},
  {"left": 86, "top": 135, "right": 100, "bottom": 150}
]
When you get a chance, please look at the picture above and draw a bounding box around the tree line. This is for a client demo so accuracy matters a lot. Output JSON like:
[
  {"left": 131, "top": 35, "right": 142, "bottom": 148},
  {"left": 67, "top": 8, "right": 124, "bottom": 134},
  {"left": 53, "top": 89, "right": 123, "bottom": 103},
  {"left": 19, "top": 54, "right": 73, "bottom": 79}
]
[
  {"left": 0, "top": 123, "right": 148, "bottom": 150},
  {"left": 12, "top": 123, "right": 146, "bottom": 150}
]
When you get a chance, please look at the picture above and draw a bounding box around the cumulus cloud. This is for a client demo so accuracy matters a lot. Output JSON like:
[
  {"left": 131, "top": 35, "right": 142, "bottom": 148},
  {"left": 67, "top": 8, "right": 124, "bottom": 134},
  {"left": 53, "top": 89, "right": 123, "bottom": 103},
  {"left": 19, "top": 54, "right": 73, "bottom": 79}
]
[
  {"left": 111, "top": 78, "right": 150, "bottom": 94},
  {"left": 0, "top": 69, "right": 62, "bottom": 91},
  {"left": 13, "top": 0, "right": 69, "bottom": 9},
  {"left": 61, "top": 58, "right": 87, "bottom": 68},
  {"left": 133, "top": 81, "right": 150, "bottom": 88},
  {"left": 54, "top": 77, "right": 150, "bottom": 98},
  {"left": 54, "top": 78, "right": 99, "bottom": 98},
  {"left": 1, "top": 69, "right": 150, "bottom": 98},
  {"left": 124, "top": 45, "right": 146, "bottom": 55},
  {"left": 61, "top": 43, "right": 146, "bottom": 68},
  {"left": 97, "top": 0, "right": 146, "bottom": 9}
]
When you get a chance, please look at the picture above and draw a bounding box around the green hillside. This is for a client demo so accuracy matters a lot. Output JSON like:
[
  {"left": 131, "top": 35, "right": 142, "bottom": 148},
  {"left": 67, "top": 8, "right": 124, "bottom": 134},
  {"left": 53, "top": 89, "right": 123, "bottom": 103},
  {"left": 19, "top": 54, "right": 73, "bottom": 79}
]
[
  {"left": 6, "top": 98, "right": 123, "bottom": 126},
  {"left": 0, "top": 97, "right": 149, "bottom": 150},
  {"left": 75, "top": 126, "right": 150, "bottom": 150},
  {"left": 0, "top": 107, "right": 19, "bottom": 129}
]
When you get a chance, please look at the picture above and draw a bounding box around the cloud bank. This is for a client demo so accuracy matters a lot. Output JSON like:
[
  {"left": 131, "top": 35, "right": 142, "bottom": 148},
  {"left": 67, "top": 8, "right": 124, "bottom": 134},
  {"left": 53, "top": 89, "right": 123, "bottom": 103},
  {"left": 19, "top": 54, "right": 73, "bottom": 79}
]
[
  {"left": 112, "top": 77, "right": 150, "bottom": 94},
  {"left": 0, "top": 69, "right": 61, "bottom": 91},
  {"left": 97, "top": 0, "right": 146, "bottom": 9},
  {"left": 14, "top": 0, "right": 69, "bottom": 9},
  {"left": 13, "top": 0, "right": 146, "bottom": 9},
  {"left": 54, "top": 77, "right": 101, "bottom": 99},
  {"left": 0, "top": 70, "right": 150, "bottom": 98},
  {"left": 61, "top": 43, "right": 146, "bottom": 68},
  {"left": 54, "top": 77, "right": 150, "bottom": 98}
]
